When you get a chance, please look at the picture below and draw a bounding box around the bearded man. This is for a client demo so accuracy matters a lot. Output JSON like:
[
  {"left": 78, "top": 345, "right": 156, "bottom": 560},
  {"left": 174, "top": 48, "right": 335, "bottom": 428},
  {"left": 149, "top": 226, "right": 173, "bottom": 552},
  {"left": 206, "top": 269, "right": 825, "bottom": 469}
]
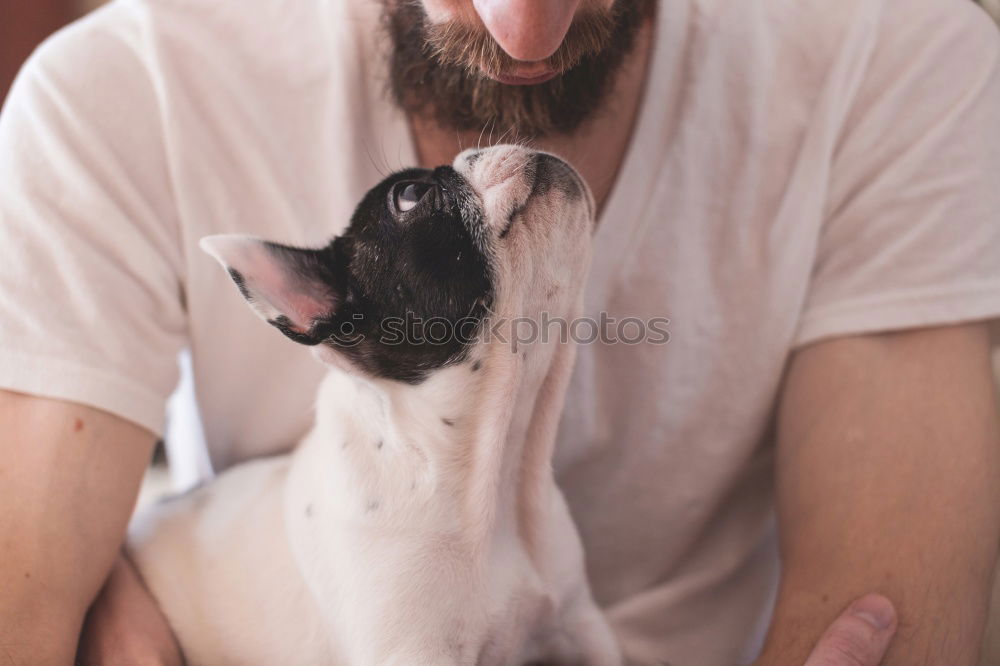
[{"left": 1, "top": 1, "right": 999, "bottom": 664}]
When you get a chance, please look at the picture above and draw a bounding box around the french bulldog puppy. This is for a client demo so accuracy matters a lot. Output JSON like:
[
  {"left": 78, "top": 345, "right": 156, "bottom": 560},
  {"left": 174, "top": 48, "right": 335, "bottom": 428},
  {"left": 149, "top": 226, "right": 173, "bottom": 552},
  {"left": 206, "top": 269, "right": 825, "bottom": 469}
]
[{"left": 127, "top": 145, "right": 620, "bottom": 665}]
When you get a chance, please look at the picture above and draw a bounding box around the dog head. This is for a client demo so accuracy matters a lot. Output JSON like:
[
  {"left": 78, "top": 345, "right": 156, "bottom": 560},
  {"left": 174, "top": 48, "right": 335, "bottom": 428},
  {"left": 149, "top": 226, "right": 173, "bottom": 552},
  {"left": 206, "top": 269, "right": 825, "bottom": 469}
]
[{"left": 201, "top": 145, "right": 594, "bottom": 383}]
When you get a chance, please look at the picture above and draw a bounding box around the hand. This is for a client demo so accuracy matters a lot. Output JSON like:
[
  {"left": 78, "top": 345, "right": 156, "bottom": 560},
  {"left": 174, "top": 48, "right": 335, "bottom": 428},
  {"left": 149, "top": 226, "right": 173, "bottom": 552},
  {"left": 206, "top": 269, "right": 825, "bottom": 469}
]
[
  {"left": 802, "top": 594, "right": 897, "bottom": 666},
  {"left": 76, "top": 553, "right": 183, "bottom": 666}
]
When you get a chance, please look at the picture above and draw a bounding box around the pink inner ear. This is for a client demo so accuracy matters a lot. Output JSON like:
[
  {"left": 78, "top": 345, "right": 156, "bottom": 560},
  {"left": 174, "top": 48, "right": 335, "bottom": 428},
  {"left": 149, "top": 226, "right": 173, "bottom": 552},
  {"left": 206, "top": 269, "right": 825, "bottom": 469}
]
[
  {"left": 201, "top": 235, "right": 336, "bottom": 333},
  {"left": 249, "top": 260, "right": 334, "bottom": 334}
]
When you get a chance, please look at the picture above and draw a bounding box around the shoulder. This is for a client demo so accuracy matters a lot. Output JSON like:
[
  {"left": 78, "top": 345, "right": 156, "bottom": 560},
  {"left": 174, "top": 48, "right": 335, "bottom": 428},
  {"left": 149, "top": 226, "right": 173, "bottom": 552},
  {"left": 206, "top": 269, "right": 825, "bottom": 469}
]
[
  {"left": 14, "top": 1, "right": 154, "bottom": 106},
  {"left": 729, "top": 0, "right": 999, "bottom": 52},
  {"left": 836, "top": 0, "right": 1000, "bottom": 142},
  {"left": 15, "top": 0, "right": 381, "bottom": 107},
  {"left": 861, "top": 0, "right": 999, "bottom": 79},
  {"left": 676, "top": 0, "right": 998, "bottom": 84},
  {"left": 877, "top": 0, "right": 998, "bottom": 40}
]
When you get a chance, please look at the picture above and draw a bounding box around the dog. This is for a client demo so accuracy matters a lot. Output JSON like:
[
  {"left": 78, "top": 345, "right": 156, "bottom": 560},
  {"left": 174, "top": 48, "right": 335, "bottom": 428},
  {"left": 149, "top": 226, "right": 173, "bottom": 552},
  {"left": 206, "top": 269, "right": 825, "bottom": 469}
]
[{"left": 127, "top": 145, "right": 621, "bottom": 665}]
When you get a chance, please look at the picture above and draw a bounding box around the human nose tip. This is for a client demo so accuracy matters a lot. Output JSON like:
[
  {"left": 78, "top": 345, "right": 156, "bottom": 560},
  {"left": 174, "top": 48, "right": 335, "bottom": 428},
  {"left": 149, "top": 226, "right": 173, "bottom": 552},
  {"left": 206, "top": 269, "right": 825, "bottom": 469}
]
[{"left": 471, "top": 0, "right": 581, "bottom": 62}]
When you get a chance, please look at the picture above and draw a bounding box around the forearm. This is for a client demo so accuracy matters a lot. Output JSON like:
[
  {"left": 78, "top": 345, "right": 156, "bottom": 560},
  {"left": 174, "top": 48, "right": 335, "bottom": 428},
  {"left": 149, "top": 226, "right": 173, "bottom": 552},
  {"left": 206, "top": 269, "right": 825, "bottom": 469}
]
[
  {"left": 77, "top": 553, "right": 185, "bottom": 666},
  {"left": 759, "top": 325, "right": 1000, "bottom": 665},
  {"left": 1, "top": 594, "right": 81, "bottom": 666},
  {"left": 0, "top": 390, "right": 155, "bottom": 664},
  {"left": 3, "top": 548, "right": 89, "bottom": 665},
  {"left": 759, "top": 464, "right": 999, "bottom": 666},
  {"left": 757, "top": 547, "right": 994, "bottom": 666}
]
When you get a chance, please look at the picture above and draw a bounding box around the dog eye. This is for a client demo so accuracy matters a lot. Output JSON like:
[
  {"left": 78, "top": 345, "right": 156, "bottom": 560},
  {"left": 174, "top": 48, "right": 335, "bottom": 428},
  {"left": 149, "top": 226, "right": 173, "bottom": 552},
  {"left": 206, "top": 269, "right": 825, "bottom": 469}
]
[{"left": 394, "top": 182, "right": 432, "bottom": 213}]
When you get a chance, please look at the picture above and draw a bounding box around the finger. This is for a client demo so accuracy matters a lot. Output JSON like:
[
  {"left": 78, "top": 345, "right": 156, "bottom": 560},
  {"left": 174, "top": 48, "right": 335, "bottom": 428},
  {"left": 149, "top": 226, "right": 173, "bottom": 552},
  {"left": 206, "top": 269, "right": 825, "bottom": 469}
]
[{"left": 803, "top": 594, "right": 897, "bottom": 666}]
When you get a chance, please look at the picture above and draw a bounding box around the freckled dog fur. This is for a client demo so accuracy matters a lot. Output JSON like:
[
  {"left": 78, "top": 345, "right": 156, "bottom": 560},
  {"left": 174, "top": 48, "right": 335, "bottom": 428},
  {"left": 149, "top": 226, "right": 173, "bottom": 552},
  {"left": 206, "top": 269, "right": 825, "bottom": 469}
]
[{"left": 127, "top": 146, "right": 620, "bottom": 666}]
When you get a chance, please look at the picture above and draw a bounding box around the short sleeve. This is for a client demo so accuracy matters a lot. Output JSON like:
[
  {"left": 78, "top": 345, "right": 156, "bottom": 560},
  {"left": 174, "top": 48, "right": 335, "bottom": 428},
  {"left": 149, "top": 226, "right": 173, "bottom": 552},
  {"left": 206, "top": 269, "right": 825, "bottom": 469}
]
[
  {"left": 0, "top": 4, "right": 186, "bottom": 435},
  {"left": 794, "top": 0, "right": 1000, "bottom": 347}
]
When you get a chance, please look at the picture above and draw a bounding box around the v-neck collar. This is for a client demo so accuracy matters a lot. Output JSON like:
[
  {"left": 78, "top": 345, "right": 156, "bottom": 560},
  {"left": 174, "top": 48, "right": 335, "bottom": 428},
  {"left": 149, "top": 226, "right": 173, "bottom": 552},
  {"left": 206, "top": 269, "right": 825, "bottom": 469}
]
[{"left": 374, "top": 3, "right": 678, "bottom": 307}]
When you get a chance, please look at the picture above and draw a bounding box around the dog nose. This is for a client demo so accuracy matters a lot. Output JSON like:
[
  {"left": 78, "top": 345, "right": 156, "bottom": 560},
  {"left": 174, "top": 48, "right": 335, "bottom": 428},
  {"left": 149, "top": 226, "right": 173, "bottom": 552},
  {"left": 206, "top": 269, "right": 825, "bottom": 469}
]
[
  {"left": 455, "top": 148, "right": 484, "bottom": 171},
  {"left": 463, "top": 145, "right": 537, "bottom": 190}
]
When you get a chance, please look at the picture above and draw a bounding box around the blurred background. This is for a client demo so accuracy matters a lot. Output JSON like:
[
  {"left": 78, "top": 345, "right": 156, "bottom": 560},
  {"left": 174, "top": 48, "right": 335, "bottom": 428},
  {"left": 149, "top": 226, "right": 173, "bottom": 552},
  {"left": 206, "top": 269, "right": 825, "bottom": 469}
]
[
  {"left": 1, "top": 0, "right": 99, "bottom": 100},
  {"left": 2, "top": 0, "right": 1000, "bottom": 663}
]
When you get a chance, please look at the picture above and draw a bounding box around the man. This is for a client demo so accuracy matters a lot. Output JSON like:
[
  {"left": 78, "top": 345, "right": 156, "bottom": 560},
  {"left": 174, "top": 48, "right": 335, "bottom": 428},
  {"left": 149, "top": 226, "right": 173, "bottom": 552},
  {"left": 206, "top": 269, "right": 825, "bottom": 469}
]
[{"left": 1, "top": 0, "right": 998, "bottom": 664}]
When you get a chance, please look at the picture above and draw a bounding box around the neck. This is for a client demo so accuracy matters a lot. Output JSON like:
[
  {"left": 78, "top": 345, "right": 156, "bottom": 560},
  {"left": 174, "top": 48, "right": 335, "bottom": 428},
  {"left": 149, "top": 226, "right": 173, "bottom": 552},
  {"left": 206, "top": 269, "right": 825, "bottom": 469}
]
[{"left": 312, "top": 333, "right": 577, "bottom": 558}]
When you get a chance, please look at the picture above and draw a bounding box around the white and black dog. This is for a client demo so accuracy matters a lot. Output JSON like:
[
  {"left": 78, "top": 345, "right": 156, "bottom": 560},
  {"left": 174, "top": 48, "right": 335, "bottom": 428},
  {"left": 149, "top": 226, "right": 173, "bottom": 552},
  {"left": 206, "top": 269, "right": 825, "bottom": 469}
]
[{"left": 127, "top": 145, "right": 621, "bottom": 665}]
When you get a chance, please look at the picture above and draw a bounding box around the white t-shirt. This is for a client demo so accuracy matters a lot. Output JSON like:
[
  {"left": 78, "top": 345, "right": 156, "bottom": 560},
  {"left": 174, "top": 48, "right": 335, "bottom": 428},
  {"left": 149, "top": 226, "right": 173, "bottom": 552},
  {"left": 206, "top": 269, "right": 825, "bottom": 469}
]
[{"left": 2, "top": 0, "right": 999, "bottom": 663}]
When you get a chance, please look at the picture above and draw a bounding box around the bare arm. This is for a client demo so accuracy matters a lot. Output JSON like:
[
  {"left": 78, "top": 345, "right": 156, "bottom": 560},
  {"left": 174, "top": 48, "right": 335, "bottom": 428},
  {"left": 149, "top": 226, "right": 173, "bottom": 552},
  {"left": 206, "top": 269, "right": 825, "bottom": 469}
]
[
  {"left": 0, "top": 389, "right": 155, "bottom": 664},
  {"left": 756, "top": 323, "right": 1000, "bottom": 665}
]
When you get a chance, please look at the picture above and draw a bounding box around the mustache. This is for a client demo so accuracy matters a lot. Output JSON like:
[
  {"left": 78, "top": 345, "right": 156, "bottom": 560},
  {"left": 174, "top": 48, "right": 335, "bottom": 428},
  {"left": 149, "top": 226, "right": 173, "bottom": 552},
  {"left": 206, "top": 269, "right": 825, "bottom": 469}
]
[
  {"left": 421, "top": 3, "right": 618, "bottom": 78},
  {"left": 385, "top": 0, "right": 653, "bottom": 138}
]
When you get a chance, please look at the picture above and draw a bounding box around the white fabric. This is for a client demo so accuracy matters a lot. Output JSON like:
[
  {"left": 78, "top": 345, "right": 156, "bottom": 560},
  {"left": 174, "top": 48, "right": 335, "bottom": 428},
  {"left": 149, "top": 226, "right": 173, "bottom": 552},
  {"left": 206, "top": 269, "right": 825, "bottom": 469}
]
[
  {"left": 983, "top": 0, "right": 1000, "bottom": 23},
  {"left": 2, "top": 0, "right": 999, "bottom": 663}
]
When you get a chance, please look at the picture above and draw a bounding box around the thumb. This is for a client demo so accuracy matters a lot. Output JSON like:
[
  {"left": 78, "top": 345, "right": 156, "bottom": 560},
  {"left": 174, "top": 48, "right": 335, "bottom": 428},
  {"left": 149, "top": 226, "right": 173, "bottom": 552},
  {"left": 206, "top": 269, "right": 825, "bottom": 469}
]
[{"left": 803, "top": 594, "right": 897, "bottom": 666}]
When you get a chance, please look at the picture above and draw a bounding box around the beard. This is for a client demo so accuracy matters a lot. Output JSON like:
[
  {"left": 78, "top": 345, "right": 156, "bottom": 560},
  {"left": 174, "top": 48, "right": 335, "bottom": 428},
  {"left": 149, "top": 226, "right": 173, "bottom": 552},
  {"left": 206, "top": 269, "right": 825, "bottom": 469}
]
[{"left": 385, "top": 0, "right": 654, "bottom": 139}]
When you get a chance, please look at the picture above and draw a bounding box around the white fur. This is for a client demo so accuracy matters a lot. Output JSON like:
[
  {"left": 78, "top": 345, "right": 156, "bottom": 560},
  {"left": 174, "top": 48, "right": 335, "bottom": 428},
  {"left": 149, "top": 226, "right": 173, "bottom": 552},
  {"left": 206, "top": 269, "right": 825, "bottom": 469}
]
[{"left": 128, "top": 146, "right": 620, "bottom": 665}]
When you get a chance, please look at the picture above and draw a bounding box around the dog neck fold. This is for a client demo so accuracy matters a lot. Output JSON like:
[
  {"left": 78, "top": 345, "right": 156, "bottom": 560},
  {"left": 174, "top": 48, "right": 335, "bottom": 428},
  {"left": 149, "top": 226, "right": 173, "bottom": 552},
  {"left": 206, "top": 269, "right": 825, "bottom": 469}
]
[{"left": 316, "top": 327, "right": 578, "bottom": 563}]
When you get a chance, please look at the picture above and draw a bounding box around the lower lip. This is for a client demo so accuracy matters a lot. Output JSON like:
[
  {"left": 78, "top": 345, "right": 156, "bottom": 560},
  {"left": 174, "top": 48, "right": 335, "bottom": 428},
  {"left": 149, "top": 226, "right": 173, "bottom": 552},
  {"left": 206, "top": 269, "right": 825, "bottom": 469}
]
[{"left": 493, "top": 71, "right": 558, "bottom": 86}]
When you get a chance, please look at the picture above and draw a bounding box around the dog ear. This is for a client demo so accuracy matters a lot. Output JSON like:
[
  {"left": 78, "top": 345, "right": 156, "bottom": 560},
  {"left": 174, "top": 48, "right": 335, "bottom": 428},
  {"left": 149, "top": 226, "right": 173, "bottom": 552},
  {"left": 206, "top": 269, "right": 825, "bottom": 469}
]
[{"left": 200, "top": 234, "right": 342, "bottom": 345}]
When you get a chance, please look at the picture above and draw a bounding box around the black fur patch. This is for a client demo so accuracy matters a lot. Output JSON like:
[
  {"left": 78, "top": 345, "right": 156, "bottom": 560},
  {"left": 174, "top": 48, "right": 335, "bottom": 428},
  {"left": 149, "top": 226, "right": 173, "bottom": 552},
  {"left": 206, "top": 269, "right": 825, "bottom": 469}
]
[
  {"left": 268, "top": 315, "right": 320, "bottom": 346},
  {"left": 263, "top": 166, "right": 494, "bottom": 384},
  {"left": 227, "top": 268, "right": 252, "bottom": 301}
]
